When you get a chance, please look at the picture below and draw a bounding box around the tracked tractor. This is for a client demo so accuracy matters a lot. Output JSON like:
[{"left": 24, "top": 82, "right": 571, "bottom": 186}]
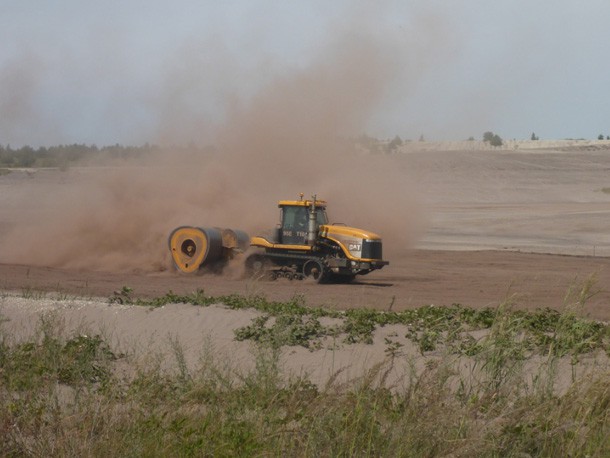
[{"left": 168, "top": 194, "right": 388, "bottom": 283}]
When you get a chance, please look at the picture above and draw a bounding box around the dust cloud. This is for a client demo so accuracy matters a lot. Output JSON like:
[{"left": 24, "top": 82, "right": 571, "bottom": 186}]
[
  {"left": 0, "top": 53, "right": 61, "bottom": 145},
  {"left": 0, "top": 12, "right": 431, "bottom": 272}
]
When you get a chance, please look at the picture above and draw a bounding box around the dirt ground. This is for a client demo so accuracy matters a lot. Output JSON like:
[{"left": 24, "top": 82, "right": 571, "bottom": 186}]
[
  {"left": 2, "top": 145, "right": 610, "bottom": 322},
  {"left": 1, "top": 249, "right": 609, "bottom": 320}
]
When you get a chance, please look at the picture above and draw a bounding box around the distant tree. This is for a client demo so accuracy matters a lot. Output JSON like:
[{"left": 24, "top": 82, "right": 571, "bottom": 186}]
[
  {"left": 387, "top": 135, "right": 403, "bottom": 153},
  {"left": 483, "top": 131, "right": 503, "bottom": 146},
  {"left": 531, "top": 132, "right": 539, "bottom": 141},
  {"left": 598, "top": 134, "right": 605, "bottom": 140},
  {"left": 607, "top": 136, "right": 610, "bottom": 140},
  {"left": 16, "top": 145, "right": 36, "bottom": 167},
  {"left": 0, "top": 142, "right": 167, "bottom": 168},
  {"left": 419, "top": 134, "right": 425, "bottom": 142},
  {"left": 490, "top": 134, "right": 503, "bottom": 147},
  {"left": 390, "top": 135, "right": 403, "bottom": 147},
  {"left": 467, "top": 136, "right": 475, "bottom": 141}
]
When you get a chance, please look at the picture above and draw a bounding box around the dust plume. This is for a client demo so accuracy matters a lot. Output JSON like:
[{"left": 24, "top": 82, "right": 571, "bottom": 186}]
[
  {"left": 0, "top": 53, "right": 62, "bottom": 146},
  {"left": 0, "top": 11, "right": 433, "bottom": 272}
]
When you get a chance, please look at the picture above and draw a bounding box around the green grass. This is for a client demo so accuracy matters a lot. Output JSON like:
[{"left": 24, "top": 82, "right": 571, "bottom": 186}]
[
  {"left": 0, "top": 168, "right": 11, "bottom": 176},
  {"left": 0, "top": 282, "right": 608, "bottom": 456},
  {"left": 110, "top": 283, "right": 610, "bottom": 358}
]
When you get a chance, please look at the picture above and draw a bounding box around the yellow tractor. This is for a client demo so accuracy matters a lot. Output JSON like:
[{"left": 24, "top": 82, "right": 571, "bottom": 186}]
[{"left": 168, "top": 194, "right": 388, "bottom": 283}]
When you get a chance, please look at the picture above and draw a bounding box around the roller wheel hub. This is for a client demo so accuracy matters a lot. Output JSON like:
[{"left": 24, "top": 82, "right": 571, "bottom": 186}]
[{"left": 303, "top": 260, "right": 325, "bottom": 283}]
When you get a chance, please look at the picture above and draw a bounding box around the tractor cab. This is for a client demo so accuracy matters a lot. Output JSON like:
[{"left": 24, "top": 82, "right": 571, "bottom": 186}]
[{"left": 278, "top": 197, "right": 328, "bottom": 245}]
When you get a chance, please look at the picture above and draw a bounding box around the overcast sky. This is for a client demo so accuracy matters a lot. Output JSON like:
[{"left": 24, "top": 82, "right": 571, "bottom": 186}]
[{"left": 1, "top": 0, "right": 609, "bottom": 147}]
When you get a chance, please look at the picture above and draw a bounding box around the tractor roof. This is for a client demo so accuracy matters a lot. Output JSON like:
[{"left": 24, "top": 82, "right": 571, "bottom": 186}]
[{"left": 278, "top": 199, "right": 327, "bottom": 208}]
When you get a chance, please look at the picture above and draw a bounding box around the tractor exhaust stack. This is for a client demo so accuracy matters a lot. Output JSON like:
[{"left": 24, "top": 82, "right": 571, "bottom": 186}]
[{"left": 307, "top": 195, "right": 317, "bottom": 246}]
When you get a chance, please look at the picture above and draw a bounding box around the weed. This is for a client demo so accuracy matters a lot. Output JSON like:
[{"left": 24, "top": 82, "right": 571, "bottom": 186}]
[
  {"left": 384, "top": 337, "right": 404, "bottom": 359},
  {"left": 472, "top": 300, "right": 529, "bottom": 399},
  {"left": 109, "top": 285, "right": 134, "bottom": 304},
  {"left": 20, "top": 286, "right": 46, "bottom": 300},
  {"left": 0, "top": 319, "right": 117, "bottom": 391},
  {"left": 235, "top": 314, "right": 328, "bottom": 349},
  {"left": 52, "top": 283, "right": 77, "bottom": 301}
]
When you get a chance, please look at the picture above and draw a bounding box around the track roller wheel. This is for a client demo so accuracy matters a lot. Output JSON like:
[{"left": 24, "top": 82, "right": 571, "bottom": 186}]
[{"left": 303, "top": 260, "right": 326, "bottom": 283}]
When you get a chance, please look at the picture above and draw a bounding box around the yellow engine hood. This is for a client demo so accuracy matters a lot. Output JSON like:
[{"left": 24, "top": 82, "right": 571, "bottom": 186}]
[{"left": 319, "top": 224, "right": 382, "bottom": 241}]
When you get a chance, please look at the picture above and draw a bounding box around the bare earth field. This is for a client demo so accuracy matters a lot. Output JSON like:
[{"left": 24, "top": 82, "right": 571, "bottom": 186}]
[
  {"left": 1, "top": 144, "right": 610, "bottom": 383},
  {"left": 1, "top": 249, "right": 610, "bottom": 320},
  {"left": 2, "top": 144, "right": 610, "bottom": 316}
]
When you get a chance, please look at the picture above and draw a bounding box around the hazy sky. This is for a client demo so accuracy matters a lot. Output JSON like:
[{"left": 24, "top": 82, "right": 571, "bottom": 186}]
[{"left": 1, "top": 0, "right": 609, "bottom": 146}]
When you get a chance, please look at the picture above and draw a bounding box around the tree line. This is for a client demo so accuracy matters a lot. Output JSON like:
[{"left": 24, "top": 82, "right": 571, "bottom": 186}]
[
  {"left": 0, "top": 143, "right": 212, "bottom": 168},
  {"left": 2, "top": 133, "right": 609, "bottom": 167}
]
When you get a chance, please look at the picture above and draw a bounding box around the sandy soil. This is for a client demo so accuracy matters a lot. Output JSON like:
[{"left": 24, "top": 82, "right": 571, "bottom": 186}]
[
  {"left": 2, "top": 145, "right": 610, "bottom": 383},
  {"left": 2, "top": 296, "right": 607, "bottom": 390}
]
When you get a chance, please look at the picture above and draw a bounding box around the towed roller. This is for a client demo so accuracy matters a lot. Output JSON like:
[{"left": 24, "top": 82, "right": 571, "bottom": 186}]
[
  {"left": 168, "top": 226, "right": 250, "bottom": 273},
  {"left": 168, "top": 226, "right": 224, "bottom": 273},
  {"left": 220, "top": 228, "right": 250, "bottom": 251}
]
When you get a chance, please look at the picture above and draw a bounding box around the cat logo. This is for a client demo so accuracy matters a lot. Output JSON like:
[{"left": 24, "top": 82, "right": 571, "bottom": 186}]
[{"left": 348, "top": 243, "right": 362, "bottom": 252}]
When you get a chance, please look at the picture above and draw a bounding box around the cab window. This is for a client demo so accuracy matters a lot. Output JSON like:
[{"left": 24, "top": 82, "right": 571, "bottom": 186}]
[
  {"left": 316, "top": 208, "right": 328, "bottom": 226},
  {"left": 282, "top": 206, "right": 327, "bottom": 229},
  {"left": 283, "top": 206, "right": 308, "bottom": 230}
]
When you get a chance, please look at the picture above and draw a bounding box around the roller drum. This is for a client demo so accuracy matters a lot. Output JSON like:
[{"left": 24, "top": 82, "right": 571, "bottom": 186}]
[
  {"left": 221, "top": 228, "right": 250, "bottom": 251},
  {"left": 168, "top": 226, "right": 223, "bottom": 273}
]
